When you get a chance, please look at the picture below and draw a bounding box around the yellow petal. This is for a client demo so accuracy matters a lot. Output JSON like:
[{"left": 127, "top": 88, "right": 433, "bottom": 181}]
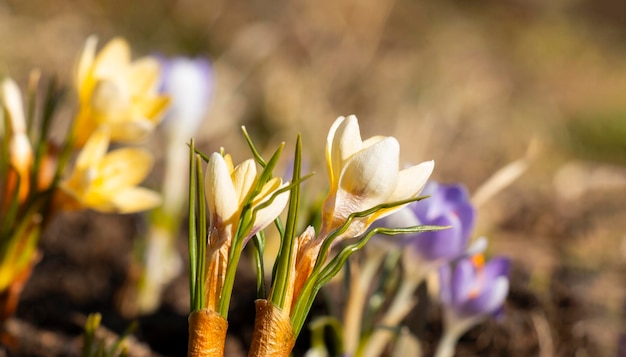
[
  {"left": 93, "top": 37, "right": 131, "bottom": 79},
  {"left": 132, "top": 95, "right": 171, "bottom": 123},
  {"left": 109, "top": 118, "right": 155, "bottom": 143},
  {"left": 250, "top": 182, "right": 289, "bottom": 237},
  {"left": 75, "top": 35, "right": 98, "bottom": 93},
  {"left": 110, "top": 187, "right": 162, "bottom": 213},
  {"left": 76, "top": 128, "right": 110, "bottom": 171},
  {"left": 223, "top": 153, "right": 234, "bottom": 173},
  {"left": 90, "top": 79, "right": 131, "bottom": 122},
  {"left": 96, "top": 147, "right": 153, "bottom": 191},
  {"left": 128, "top": 57, "right": 161, "bottom": 95},
  {"left": 253, "top": 177, "right": 283, "bottom": 206},
  {"left": 231, "top": 159, "right": 257, "bottom": 207}
]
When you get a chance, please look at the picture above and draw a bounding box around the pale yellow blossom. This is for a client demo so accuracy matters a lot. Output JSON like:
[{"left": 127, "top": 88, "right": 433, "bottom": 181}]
[
  {"left": 73, "top": 36, "right": 170, "bottom": 145},
  {"left": 59, "top": 128, "right": 161, "bottom": 213}
]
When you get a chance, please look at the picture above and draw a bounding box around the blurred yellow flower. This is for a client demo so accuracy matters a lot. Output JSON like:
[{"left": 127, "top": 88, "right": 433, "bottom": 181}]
[
  {"left": 73, "top": 36, "right": 170, "bottom": 146},
  {"left": 59, "top": 127, "right": 161, "bottom": 213},
  {"left": 320, "top": 115, "right": 434, "bottom": 239}
]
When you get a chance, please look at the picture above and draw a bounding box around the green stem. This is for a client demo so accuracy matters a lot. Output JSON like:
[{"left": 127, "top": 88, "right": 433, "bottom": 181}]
[
  {"left": 269, "top": 135, "right": 301, "bottom": 308},
  {"left": 187, "top": 140, "right": 198, "bottom": 311}
]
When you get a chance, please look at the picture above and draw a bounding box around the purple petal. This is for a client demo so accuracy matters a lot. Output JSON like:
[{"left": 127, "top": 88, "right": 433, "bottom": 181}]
[
  {"left": 451, "top": 259, "right": 476, "bottom": 307},
  {"left": 410, "top": 181, "right": 439, "bottom": 219},
  {"left": 455, "top": 202, "right": 476, "bottom": 243},
  {"left": 458, "top": 276, "right": 509, "bottom": 317},
  {"left": 484, "top": 257, "right": 511, "bottom": 281},
  {"left": 409, "top": 214, "right": 465, "bottom": 261}
]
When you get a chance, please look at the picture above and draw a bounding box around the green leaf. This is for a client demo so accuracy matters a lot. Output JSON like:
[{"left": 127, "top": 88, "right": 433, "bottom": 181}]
[{"left": 269, "top": 135, "right": 302, "bottom": 308}]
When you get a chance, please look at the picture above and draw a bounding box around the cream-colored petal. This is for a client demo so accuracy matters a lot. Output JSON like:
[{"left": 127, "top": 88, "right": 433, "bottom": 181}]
[
  {"left": 249, "top": 184, "right": 289, "bottom": 237},
  {"left": 388, "top": 160, "right": 434, "bottom": 202},
  {"left": 110, "top": 187, "right": 162, "bottom": 213},
  {"left": 9, "top": 134, "right": 32, "bottom": 173},
  {"left": 1, "top": 78, "right": 27, "bottom": 133},
  {"left": 232, "top": 159, "right": 257, "bottom": 207},
  {"left": 325, "top": 116, "right": 347, "bottom": 185},
  {"left": 76, "top": 128, "right": 110, "bottom": 171},
  {"left": 332, "top": 115, "right": 363, "bottom": 170},
  {"left": 93, "top": 37, "right": 131, "bottom": 79},
  {"left": 97, "top": 148, "right": 153, "bottom": 191},
  {"left": 128, "top": 57, "right": 161, "bottom": 95},
  {"left": 75, "top": 35, "right": 98, "bottom": 92},
  {"left": 339, "top": 137, "right": 399, "bottom": 207},
  {"left": 361, "top": 135, "right": 386, "bottom": 150},
  {"left": 205, "top": 153, "right": 239, "bottom": 222}
]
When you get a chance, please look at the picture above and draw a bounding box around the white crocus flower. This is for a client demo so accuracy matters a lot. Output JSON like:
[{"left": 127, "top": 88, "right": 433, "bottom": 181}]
[
  {"left": 320, "top": 115, "right": 434, "bottom": 240},
  {"left": 205, "top": 152, "right": 289, "bottom": 249},
  {"left": 1, "top": 78, "right": 33, "bottom": 202}
]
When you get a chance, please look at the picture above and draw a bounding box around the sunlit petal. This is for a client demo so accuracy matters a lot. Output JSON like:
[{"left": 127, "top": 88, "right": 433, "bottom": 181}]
[
  {"left": 110, "top": 187, "right": 162, "bottom": 214},
  {"left": 232, "top": 159, "right": 257, "bottom": 207},
  {"left": 97, "top": 148, "right": 153, "bottom": 190},
  {"left": 205, "top": 153, "right": 239, "bottom": 222}
]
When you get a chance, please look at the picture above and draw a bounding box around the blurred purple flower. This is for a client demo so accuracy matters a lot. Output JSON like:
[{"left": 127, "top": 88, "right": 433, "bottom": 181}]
[
  {"left": 381, "top": 181, "right": 476, "bottom": 263},
  {"left": 439, "top": 255, "right": 510, "bottom": 321},
  {"left": 158, "top": 56, "right": 213, "bottom": 139}
]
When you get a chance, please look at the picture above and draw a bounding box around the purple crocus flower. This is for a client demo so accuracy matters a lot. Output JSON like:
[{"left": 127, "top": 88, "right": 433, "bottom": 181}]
[
  {"left": 381, "top": 181, "right": 476, "bottom": 264},
  {"left": 433, "top": 254, "right": 510, "bottom": 357},
  {"left": 439, "top": 254, "right": 510, "bottom": 323}
]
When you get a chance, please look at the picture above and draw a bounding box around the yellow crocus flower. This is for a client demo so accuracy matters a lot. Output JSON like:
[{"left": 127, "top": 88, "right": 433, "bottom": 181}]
[
  {"left": 59, "top": 127, "right": 161, "bottom": 213},
  {"left": 73, "top": 36, "right": 170, "bottom": 146}
]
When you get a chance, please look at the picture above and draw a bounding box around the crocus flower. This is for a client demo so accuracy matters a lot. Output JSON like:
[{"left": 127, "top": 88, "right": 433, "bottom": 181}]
[
  {"left": 320, "top": 115, "right": 434, "bottom": 241},
  {"left": 159, "top": 56, "right": 212, "bottom": 142},
  {"left": 1, "top": 78, "right": 33, "bottom": 203},
  {"left": 73, "top": 36, "right": 170, "bottom": 145},
  {"left": 204, "top": 152, "right": 289, "bottom": 310},
  {"left": 205, "top": 152, "right": 289, "bottom": 247},
  {"left": 291, "top": 115, "right": 433, "bottom": 322},
  {"left": 59, "top": 127, "right": 161, "bottom": 213},
  {"left": 435, "top": 254, "right": 510, "bottom": 357}
]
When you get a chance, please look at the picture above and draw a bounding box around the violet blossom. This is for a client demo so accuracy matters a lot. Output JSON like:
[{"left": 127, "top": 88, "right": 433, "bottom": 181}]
[{"left": 434, "top": 254, "right": 510, "bottom": 357}]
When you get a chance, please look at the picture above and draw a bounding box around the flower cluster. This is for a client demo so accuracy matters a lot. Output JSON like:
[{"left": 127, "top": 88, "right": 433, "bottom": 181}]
[
  {"left": 0, "top": 36, "right": 168, "bottom": 322},
  {"left": 187, "top": 115, "right": 437, "bottom": 356},
  {"left": 338, "top": 179, "right": 510, "bottom": 357}
]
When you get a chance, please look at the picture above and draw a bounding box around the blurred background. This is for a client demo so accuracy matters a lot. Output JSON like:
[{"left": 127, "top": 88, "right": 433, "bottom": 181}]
[{"left": 1, "top": 0, "right": 625, "bottom": 356}]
